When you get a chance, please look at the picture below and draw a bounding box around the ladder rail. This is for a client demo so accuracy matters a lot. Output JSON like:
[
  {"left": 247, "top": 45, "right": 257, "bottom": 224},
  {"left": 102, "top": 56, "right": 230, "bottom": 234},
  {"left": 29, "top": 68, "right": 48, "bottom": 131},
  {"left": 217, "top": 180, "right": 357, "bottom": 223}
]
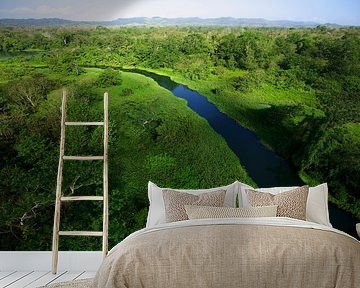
[
  {"left": 52, "top": 89, "right": 67, "bottom": 274},
  {"left": 102, "top": 92, "right": 109, "bottom": 259}
]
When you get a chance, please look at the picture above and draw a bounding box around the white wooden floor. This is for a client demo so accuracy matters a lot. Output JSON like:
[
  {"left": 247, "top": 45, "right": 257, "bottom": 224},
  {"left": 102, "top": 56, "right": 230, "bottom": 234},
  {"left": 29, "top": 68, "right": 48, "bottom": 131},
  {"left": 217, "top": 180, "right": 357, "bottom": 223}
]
[
  {"left": 0, "top": 270, "right": 95, "bottom": 288},
  {"left": 0, "top": 251, "right": 102, "bottom": 288}
]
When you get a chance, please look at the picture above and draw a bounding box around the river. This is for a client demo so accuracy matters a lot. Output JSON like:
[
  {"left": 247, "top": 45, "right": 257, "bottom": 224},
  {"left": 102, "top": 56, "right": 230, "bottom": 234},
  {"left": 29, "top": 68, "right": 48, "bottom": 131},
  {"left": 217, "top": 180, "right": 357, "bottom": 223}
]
[{"left": 127, "top": 69, "right": 359, "bottom": 239}]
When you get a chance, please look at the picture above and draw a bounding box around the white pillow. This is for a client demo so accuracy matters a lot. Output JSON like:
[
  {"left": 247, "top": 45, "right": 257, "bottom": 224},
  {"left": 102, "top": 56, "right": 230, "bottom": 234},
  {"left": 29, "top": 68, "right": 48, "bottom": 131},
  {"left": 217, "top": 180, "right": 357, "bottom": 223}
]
[
  {"left": 239, "top": 183, "right": 331, "bottom": 227},
  {"left": 146, "top": 181, "right": 239, "bottom": 228}
]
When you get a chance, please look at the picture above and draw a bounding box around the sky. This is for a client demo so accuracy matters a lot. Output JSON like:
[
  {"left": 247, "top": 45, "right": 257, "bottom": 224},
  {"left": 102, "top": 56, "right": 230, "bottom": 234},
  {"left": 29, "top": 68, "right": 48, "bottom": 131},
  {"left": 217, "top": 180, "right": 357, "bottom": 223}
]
[{"left": 0, "top": 0, "right": 359, "bottom": 26}]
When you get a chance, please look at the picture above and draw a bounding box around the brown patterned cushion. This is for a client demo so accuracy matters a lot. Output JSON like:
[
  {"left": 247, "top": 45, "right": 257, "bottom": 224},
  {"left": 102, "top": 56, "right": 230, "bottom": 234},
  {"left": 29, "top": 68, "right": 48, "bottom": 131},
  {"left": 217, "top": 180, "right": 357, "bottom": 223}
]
[
  {"left": 245, "top": 185, "right": 309, "bottom": 220},
  {"left": 184, "top": 205, "right": 278, "bottom": 219},
  {"left": 162, "top": 189, "right": 226, "bottom": 223}
]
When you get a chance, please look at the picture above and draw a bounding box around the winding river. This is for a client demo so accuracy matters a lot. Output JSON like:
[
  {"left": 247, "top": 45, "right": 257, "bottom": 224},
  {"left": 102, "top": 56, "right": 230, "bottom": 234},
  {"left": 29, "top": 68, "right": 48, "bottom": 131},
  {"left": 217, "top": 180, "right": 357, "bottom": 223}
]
[{"left": 128, "top": 69, "right": 359, "bottom": 239}]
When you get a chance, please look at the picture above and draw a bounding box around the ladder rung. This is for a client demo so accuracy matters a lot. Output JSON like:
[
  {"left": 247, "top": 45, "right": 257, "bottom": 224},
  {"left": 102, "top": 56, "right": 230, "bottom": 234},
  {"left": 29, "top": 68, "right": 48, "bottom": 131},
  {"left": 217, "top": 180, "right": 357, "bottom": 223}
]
[
  {"left": 63, "top": 156, "right": 104, "bottom": 160},
  {"left": 59, "top": 231, "right": 103, "bottom": 237},
  {"left": 61, "top": 196, "right": 104, "bottom": 201},
  {"left": 65, "top": 122, "right": 104, "bottom": 126}
]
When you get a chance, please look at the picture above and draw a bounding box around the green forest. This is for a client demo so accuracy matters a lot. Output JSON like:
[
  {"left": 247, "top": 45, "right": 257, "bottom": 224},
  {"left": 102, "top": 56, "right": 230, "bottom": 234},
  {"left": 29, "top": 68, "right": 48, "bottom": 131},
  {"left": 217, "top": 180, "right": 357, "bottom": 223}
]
[{"left": 0, "top": 25, "right": 359, "bottom": 250}]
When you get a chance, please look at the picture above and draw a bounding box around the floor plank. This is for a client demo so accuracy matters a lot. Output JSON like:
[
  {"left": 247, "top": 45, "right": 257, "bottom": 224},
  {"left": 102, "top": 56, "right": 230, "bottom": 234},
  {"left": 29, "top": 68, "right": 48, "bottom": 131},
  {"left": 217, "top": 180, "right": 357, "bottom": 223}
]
[
  {"left": 24, "top": 271, "right": 66, "bottom": 288},
  {"left": 0, "top": 272, "right": 16, "bottom": 282},
  {"left": 0, "top": 271, "right": 95, "bottom": 288},
  {"left": 7, "top": 272, "right": 48, "bottom": 288},
  {"left": 48, "top": 271, "right": 83, "bottom": 284},
  {"left": 75, "top": 271, "right": 96, "bottom": 280},
  {"left": 0, "top": 271, "right": 32, "bottom": 287}
]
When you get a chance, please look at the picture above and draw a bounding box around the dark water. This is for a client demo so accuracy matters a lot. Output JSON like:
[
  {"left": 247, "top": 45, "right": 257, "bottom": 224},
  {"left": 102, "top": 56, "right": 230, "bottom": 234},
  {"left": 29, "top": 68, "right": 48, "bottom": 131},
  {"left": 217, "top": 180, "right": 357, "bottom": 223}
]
[{"left": 127, "top": 69, "right": 359, "bottom": 239}]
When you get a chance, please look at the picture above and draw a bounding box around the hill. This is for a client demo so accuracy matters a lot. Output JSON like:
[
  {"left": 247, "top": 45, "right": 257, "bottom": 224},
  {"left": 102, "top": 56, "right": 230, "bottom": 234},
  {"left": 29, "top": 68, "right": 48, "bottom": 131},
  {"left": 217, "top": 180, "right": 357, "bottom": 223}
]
[{"left": 0, "top": 16, "right": 335, "bottom": 27}]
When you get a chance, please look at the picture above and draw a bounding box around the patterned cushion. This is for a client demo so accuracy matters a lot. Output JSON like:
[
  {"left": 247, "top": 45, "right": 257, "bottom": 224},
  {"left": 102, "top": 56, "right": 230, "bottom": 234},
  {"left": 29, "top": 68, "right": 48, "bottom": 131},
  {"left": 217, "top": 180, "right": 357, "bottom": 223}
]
[
  {"left": 245, "top": 185, "right": 309, "bottom": 220},
  {"left": 184, "top": 205, "right": 278, "bottom": 219},
  {"left": 162, "top": 189, "right": 226, "bottom": 223}
]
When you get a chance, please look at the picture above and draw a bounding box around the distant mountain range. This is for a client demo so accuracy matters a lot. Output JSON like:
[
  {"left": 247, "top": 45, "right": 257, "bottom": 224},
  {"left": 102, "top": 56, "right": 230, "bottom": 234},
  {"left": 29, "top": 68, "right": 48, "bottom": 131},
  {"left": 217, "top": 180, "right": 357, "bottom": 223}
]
[{"left": 0, "top": 17, "right": 344, "bottom": 28}]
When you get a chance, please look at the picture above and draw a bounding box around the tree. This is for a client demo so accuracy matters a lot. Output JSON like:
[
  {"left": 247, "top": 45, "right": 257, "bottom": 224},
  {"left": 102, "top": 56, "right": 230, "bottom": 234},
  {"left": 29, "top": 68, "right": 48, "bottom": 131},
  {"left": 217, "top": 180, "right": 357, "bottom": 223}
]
[
  {"left": 96, "top": 68, "right": 122, "bottom": 87},
  {"left": 181, "top": 33, "right": 212, "bottom": 55},
  {"left": 302, "top": 123, "right": 360, "bottom": 216},
  {"left": 5, "top": 73, "right": 56, "bottom": 113},
  {"left": 46, "top": 49, "right": 83, "bottom": 75},
  {"left": 175, "top": 55, "right": 212, "bottom": 80}
]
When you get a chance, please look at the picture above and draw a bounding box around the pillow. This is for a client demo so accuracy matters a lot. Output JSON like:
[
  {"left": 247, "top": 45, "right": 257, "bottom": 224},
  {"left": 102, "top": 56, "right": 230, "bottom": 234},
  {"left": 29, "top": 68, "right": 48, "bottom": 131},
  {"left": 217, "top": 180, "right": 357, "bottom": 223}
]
[
  {"left": 239, "top": 183, "right": 331, "bottom": 226},
  {"left": 184, "top": 205, "right": 278, "bottom": 219},
  {"left": 163, "top": 189, "right": 226, "bottom": 223},
  {"left": 146, "top": 181, "right": 239, "bottom": 227},
  {"left": 245, "top": 186, "right": 309, "bottom": 220},
  {"left": 237, "top": 181, "right": 253, "bottom": 207}
]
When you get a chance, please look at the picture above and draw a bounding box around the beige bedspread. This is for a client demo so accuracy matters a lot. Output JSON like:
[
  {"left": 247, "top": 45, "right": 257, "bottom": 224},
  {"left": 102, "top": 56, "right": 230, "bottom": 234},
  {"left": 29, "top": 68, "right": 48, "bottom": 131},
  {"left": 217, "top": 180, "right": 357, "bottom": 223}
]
[{"left": 92, "top": 218, "right": 360, "bottom": 288}]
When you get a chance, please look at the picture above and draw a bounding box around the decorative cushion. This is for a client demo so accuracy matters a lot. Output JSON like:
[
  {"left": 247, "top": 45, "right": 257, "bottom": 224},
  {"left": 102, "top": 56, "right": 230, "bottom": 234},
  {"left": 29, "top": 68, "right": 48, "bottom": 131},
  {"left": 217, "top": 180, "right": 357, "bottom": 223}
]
[
  {"left": 162, "top": 189, "right": 226, "bottom": 223},
  {"left": 146, "top": 181, "right": 239, "bottom": 227},
  {"left": 245, "top": 186, "right": 309, "bottom": 220},
  {"left": 239, "top": 183, "right": 332, "bottom": 226},
  {"left": 184, "top": 205, "right": 278, "bottom": 219}
]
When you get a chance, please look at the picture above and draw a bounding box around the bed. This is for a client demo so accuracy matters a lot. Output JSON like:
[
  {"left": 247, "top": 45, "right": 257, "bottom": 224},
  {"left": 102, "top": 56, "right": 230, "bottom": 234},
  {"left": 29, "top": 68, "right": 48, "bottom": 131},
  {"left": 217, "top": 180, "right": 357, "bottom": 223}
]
[{"left": 92, "top": 181, "right": 360, "bottom": 288}]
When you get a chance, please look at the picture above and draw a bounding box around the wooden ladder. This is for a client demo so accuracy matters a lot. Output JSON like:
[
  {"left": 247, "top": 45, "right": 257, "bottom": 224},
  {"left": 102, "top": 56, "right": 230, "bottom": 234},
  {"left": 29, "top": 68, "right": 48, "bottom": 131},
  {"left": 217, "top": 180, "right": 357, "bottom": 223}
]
[{"left": 52, "top": 89, "right": 109, "bottom": 274}]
